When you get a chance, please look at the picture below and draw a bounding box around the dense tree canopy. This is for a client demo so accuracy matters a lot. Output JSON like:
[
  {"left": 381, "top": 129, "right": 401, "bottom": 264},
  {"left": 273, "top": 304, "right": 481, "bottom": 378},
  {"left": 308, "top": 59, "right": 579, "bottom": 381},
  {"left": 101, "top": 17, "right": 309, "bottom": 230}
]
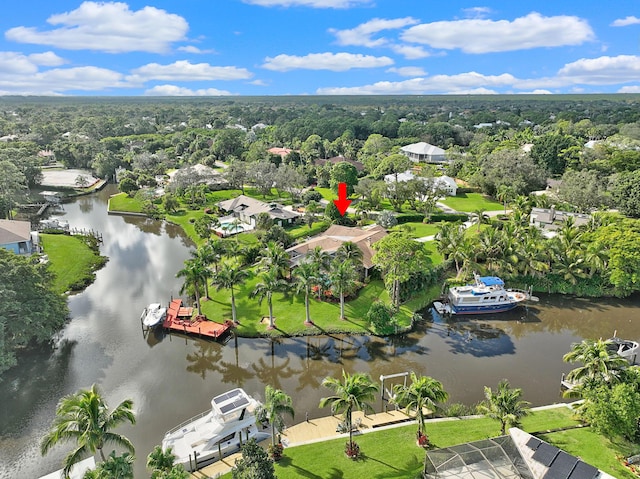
[{"left": 0, "top": 249, "right": 68, "bottom": 375}]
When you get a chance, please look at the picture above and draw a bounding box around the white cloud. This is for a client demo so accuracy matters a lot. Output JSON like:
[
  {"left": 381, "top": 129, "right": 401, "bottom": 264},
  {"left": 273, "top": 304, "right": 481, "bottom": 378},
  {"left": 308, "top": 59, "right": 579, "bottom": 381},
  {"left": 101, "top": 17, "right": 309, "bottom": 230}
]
[
  {"left": 144, "top": 85, "right": 234, "bottom": 96},
  {"left": 401, "top": 12, "right": 594, "bottom": 53},
  {"left": 611, "top": 16, "right": 640, "bottom": 27},
  {"left": 0, "top": 65, "right": 128, "bottom": 94},
  {"left": 517, "top": 89, "right": 553, "bottom": 94},
  {"left": 386, "top": 66, "right": 426, "bottom": 77},
  {"left": 263, "top": 52, "right": 393, "bottom": 71},
  {"left": 619, "top": 86, "right": 640, "bottom": 93},
  {"left": 242, "top": 0, "right": 372, "bottom": 8},
  {"left": 446, "top": 88, "right": 497, "bottom": 95},
  {"left": 5, "top": 1, "right": 188, "bottom": 53},
  {"left": 177, "top": 46, "right": 215, "bottom": 54},
  {"left": 317, "top": 72, "right": 516, "bottom": 94},
  {"left": 557, "top": 55, "right": 640, "bottom": 84},
  {"left": 462, "top": 7, "right": 493, "bottom": 19},
  {"left": 249, "top": 79, "right": 268, "bottom": 86},
  {"left": 28, "top": 51, "right": 66, "bottom": 66},
  {"left": 388, "top": 44, "right": 431, "bottom": 59},
  {"left": 330, "top": 17, "right": 418, "bottom": 47},
  {"left": 0, "top": 52, "right": 40, "bottom": 74},
  {"left": 128, "top": 61, "right": 253, "bottom": 82}
]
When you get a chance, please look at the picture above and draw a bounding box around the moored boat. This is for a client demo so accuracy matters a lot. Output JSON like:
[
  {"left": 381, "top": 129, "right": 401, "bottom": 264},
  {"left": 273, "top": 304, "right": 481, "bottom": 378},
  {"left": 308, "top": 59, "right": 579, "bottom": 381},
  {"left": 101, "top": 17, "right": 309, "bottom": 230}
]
[
  {"left": 162, "top": 388, "right": 267, "bottom": 471},
  {"left": 433, "top": 273, "right": 537, "bottom": 315},
  {"left": 141, "top": 303, "right": 167, "bottom": 328},
  {"left": 607, "top": 335, "right": 639, "bottom": 364}
]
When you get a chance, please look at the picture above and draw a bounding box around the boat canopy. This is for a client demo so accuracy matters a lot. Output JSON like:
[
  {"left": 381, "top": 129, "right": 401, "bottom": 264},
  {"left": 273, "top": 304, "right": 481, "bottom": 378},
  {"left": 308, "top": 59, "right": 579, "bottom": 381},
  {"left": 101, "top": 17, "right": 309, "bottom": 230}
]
[{"left": 478, "top": 276, "right": 504, "bottom": 286}]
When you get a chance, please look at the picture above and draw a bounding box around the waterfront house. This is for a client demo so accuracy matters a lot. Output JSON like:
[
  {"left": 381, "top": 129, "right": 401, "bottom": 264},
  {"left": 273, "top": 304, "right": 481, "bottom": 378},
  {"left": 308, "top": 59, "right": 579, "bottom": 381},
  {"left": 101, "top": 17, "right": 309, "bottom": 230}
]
[
  {"left": 286, "top": 224, "right": 387, "bottom": 277},
  {"left": 0, "top": 219, "right": 35, "bottom": 255},
  {"left": 218, "top": 195, "right": 300, "bottom": 227},
  {"left": 530, "top": 207, "right": 591, "bottom": 237},
  {"left": 400, "top": 142, "right": 447, "bottom": 164}
]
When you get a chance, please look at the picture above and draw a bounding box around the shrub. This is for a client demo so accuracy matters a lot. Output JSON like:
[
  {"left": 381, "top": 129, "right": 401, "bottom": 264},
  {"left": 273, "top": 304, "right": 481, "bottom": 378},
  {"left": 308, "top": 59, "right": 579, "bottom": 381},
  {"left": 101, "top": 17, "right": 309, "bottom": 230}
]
[
  {"left": 396, "top": 213, "right": 425, "bottom": 224},
  {"left": 366, "top": 302, "right": 395, "bottom": 335},
  {"left": 377, "top": 210, "right": 397, "bottom": 228},
  {"left": 302, "top": 190, "right": 323, "bottom": 204},
  {"left": 427, "top": 213, "right": 469, "bottom": 223}
]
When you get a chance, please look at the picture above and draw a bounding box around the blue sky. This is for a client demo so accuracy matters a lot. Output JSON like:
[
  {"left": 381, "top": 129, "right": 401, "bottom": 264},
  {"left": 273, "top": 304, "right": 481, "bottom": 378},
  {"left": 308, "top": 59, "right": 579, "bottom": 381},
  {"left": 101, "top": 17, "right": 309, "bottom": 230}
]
[{"left": 0, "top": 0, "right": 639, "bottom": 96}]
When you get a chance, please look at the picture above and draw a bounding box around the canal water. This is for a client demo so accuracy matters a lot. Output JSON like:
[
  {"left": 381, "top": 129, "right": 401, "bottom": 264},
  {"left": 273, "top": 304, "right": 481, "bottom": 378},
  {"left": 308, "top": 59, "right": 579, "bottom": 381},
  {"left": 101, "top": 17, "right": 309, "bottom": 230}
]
[{"left": 1, "top": 185, "right": 639, "bottom": 478}]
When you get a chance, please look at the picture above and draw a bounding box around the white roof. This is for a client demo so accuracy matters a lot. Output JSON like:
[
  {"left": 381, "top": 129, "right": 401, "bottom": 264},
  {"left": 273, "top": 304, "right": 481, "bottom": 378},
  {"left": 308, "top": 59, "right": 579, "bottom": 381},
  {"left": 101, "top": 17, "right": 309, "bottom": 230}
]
[
  {"left": 401, "top": 142, "right": 445, "bottom": 156},
  {"left": 434, "top": 176, "right": 457, "bottom": 188}
]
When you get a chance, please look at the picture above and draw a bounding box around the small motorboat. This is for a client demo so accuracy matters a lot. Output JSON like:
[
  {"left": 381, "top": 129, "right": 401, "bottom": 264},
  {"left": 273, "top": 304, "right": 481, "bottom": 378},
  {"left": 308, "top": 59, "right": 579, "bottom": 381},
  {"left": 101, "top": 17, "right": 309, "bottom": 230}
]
[
  {"left": 141, "top": 303, "right": 167, "bottom": 328},
  {"left": 607, "top": 335, "right": 639, "bottom": 364}
]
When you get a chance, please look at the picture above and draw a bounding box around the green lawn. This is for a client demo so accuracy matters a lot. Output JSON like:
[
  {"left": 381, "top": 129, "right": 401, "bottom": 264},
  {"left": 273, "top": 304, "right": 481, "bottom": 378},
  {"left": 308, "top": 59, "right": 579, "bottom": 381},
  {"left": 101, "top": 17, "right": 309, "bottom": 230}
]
[
  {"left": 41, "top": 233, "right": 107, "bottom": 294},
  {"left": 314, "top": 187, "right": 335, "bottom": 201},
  {"left": 107, "top": 192, "right": 145, "bottom": 213},
  {"left": 200, "top": 277, "right": 433, "bottom": 337},
  {"left": 220, "top": 407, "right": 594, "bottom": 479},
  {"left": 390, "top": 222, "right": 440, "bottom": 239},
  {"left": 286, "top": 221, "right": 331, "bottom": 240},
  {"left": 440, "top": 193, "right": 502, "bottom": 212}
]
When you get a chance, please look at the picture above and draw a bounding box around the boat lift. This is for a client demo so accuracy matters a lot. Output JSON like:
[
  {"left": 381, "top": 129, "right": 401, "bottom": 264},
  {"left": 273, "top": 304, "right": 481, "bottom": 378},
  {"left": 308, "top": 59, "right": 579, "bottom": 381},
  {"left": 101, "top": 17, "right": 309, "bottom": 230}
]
[{"left": 379, "top": 372, "right": 409, "bottom": 407}]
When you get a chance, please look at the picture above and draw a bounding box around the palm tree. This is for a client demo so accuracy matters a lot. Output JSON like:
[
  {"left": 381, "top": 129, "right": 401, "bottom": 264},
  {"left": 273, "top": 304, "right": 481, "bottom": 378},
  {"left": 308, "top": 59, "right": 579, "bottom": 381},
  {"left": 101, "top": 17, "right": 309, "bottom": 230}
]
[
  {"left": 496, "top": 185, "right": 515, "bottom": 214},
  {"left": 391, "top": 372, "right": 448, "bottom": 439},
  {"left": 207, "top": 238, "right": 226, "bottom": 274},
  {"left": 329, "top": 259, "right": 358, "bottom": 320},
  {"left": 308, "top": 245, "right": 330, "bottom": 274},
  {"left": 252, "top": 268, "right": 288, "bottom": 329},
  {"left": 41, "top": 384, "right": 136, "bottom": 477},
  {"left": 336, "top": 241, "right": 364, "bottom": 278},
  {"left": 214, "top": 260, "right": 249, "bottom": 324},
  {"left": 477, "top": 379, "right": 530, "bottom": 435},
  {"left": 256, "top": 386, "right": 295, "bottom": 447},
  {"left": 176, "top": 258, "right": 207, "bottom": 315},
  {"left": 563, "top": 339, "right": 628, "bottom": 386},
  {"left": 293, "top": 261, "right": 317, "bottom": 326},
  {"left": 191, "top": 244, "right": 215, "bottom": 299},
  {"left": 257, "top": 241, "right": 290, "bottom": 279},
  {"left": 319, "top": 370, "right": 379, "bottom": 454},
  {"left": 146, "top": 445, "right": 187, "bottom": 479}
]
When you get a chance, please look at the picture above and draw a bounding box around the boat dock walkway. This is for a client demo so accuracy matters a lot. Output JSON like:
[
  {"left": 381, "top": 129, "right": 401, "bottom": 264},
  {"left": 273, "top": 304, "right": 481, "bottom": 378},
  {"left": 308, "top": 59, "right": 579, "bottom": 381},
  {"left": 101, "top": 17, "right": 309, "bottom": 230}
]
[
  {"left": 163, "top": 299, "right": 234, "bottom": 340},
  {"left": 190, "top": 409, "right": 412, "bottom": 478}
]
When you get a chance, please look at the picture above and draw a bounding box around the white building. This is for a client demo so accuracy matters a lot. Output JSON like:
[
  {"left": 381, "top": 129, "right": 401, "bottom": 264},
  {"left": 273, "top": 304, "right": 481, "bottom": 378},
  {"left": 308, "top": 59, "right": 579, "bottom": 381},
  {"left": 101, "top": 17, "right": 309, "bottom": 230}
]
[{"left": 400, "top": 142, "right": 447, "bottom": 163}]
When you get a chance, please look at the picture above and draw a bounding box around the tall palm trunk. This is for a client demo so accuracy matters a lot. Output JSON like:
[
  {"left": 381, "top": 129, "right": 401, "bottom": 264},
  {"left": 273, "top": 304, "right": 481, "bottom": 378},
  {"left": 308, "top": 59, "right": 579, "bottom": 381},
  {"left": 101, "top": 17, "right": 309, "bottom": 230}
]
[
  {"left": 340, "top": 293, "right": 345, "bottom": 320},
  {"left": 304, "top": 291, "right": 311, "bottom": 324},
  {"left": 230, "top": 287, "right": 237, "bottom": 323},
  {"left": 268, "top": 296, "right": 274, "bottom": 329}
]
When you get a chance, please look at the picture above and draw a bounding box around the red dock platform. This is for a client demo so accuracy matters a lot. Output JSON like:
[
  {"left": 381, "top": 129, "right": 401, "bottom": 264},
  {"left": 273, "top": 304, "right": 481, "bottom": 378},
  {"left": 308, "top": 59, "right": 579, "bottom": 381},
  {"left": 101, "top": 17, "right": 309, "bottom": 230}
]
[{"left": 162, "top": 299, "right": 234, "bottom": 340}]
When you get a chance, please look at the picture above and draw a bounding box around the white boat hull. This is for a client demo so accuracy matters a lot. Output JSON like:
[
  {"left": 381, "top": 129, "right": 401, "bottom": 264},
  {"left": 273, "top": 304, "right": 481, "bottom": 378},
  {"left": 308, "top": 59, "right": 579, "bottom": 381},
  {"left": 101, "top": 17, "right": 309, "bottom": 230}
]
[{"left": 141, "top": 303, "right": 166, "bottom": 327}]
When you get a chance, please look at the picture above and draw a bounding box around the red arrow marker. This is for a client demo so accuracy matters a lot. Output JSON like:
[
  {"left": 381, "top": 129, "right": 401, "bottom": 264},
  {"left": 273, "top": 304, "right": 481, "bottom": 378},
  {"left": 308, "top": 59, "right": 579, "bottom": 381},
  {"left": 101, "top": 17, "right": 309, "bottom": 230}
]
[{"left": 333, "top": 182, "right": 352, "bottom": 216}]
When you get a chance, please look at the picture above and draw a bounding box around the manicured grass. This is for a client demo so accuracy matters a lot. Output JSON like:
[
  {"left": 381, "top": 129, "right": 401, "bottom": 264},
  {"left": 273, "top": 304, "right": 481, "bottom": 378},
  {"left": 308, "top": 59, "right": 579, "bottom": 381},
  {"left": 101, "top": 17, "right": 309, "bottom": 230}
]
[
  {"left": 286, "top": 221, "right": 330, "bottom": 240},
  {"left": 314, "top": 187, "right": 335, "bottom": 201},
  {"left": 539, "top": 428, "right": 637, "bottom": 479},
  {"left": 200, "top": 277, "right": 433, "bottom": 337},
  {"left": 206, "top": 189, "right": 241, "bottom": 202},
  {"left": 107, "top": 192, "right": 145, "bottom": 213},
  {"left": 165, "top": 209, "right": 206, "bottom": 245},
  {"left": 421, "top": 241, "right": 443, "bottom": 266},
  {"left": 390, "top": 222, "right": 440, "bottom": 239},
  {"left": 440, "top": 193, "right": 502, "bottom": 212},
  {"left": 41, "top": 233, "right": 107, "bottom": 294},
  {"left": 243, "top": 187, "right": 294, "bottom": 205},
  {"left": 220, "top": 407, "right": 584, "bottom": 479}
]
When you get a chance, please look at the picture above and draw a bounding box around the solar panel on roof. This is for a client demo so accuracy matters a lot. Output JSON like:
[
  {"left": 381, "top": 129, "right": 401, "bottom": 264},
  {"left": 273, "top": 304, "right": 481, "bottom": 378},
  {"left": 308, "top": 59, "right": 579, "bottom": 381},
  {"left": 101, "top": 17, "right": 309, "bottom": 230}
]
[
  {"left": 543, "top": 451, "right": 578, "bottom": 479},
  {"left": 532, "top": 442, "right": 560, "bottom": 467},
  {"left": 567, "top": 461, "right": 598, "bottom": 479},
  {"left": 526, "top": 437, "right": 541, "bottom": 450}
]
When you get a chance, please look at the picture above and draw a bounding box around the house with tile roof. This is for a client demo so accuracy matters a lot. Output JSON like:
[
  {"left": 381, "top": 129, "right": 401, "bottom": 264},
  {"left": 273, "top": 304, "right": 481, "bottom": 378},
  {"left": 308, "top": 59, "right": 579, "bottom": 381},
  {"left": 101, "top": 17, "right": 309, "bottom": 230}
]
[
  {"left": 286, "top": 224, "right": 387, "bottom": 276},
  {"left": 0, "top": 219, "right": 35, "bottom": 255},
  {"left": 218, "top": 195, "right": 300, "bottom": 227},
  {"left": 383, "top": 170, "right": 458, "bottom": 196}
]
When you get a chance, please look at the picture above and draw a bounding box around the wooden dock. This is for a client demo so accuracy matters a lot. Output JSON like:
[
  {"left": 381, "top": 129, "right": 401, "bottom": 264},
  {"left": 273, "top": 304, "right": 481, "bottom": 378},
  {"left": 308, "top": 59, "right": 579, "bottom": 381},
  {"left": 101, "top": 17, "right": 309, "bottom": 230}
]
[{"left": 162, "top": 299, "right": 233, "bottom": 340}]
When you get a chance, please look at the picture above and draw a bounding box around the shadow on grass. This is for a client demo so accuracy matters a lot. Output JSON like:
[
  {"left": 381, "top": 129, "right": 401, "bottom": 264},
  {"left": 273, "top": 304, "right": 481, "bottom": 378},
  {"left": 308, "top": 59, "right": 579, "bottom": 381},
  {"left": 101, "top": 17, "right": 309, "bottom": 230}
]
[
  {"left": 277, "top": 456, "right": 323, "bottom": 479},
  {"left": 364, "top": 452, "right": 423, "bottom": 479}
]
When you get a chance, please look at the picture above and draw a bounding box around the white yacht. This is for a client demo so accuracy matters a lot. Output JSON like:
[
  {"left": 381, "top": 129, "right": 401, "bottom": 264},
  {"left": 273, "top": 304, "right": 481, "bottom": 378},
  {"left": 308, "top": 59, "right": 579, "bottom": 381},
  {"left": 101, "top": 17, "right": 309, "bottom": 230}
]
[
  {"left": 433, "top": 273, "right": 537, "bottom": 315},
  {"left": 162, "top": 388, "right": 266, "bottom": 471},
  {"left": 141, "top": 303, "right": 166, "bottom": 328}
]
